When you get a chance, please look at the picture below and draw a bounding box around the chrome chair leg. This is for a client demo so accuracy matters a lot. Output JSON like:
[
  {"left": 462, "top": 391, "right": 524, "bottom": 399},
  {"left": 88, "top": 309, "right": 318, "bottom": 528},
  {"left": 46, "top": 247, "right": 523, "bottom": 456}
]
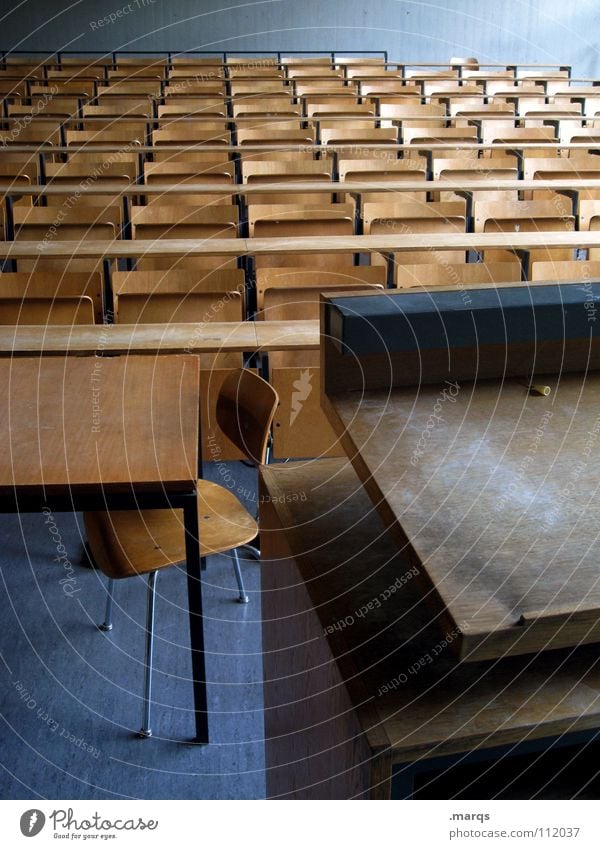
[
  {"left": 239, "top": 544, "right": 260, "bottom": 561},
  {"left": 98, "top": 578, "right": 115, "bottom": 632},
  {"left": 138, "top": 571, "right": 158, "bottom": 739},
  {"left": 232, "top": 549, "right": 249, "bottom": 604}
]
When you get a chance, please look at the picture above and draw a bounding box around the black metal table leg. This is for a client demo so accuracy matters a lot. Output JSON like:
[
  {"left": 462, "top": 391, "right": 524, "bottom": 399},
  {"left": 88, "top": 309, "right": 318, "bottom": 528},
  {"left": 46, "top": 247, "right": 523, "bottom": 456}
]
[{"left": 183, "top": 493, "right": 209, "bottom": 744}]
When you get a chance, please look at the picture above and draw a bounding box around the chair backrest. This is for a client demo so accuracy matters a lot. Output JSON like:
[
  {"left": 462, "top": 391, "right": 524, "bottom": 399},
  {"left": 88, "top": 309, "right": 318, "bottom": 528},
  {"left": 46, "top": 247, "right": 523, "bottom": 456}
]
[
  {"left": 215, "top": 368, "right": 279, "bottom": 464},
  {"left": 158, "top": 98, "right": 228, "bottom": 117},
  {"left": 395, "top": 260, "right": 522, "bottom": 288},
  {"left": 233, "top": 97, "right": 300, "bottom": 117},
  {"left": 115, "top": 291, "right": 243, "bottom": 325},
  {"left": 474, "top": 199, "right": 574, "bottom": 232},
  {"left": 112, "top": 268, "right": 245, "bottom": 298},
  {"left": 255, "top": 265, "right": 385, "bottom": 308},
  {"left": 0, "top": 271, "right": 104, "bottom": 321},
  {"left": 531, "top": 260, "right": 600, "bottom": 281},
  {"left": 433, "top": 156, "right": 519, "bottom": 202},
  {"left": 0, "top": 296, "right": 95, "bottom": 325},
  {"left": 131, "top": 204, "right": 238, "bottom": 270},
  {"left": 261, "top": 282, "right": 383, "bottom": 321}
]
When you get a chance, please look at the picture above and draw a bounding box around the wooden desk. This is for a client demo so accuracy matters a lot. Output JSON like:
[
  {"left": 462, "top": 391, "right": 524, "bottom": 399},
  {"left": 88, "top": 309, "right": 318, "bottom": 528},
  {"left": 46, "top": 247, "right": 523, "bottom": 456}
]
[
  {"left": 320, "top": 284, "right": 600, "bottom": 662},
  {"left": 0, "top": 321, "right": 319, "bottom": 356},
  {"left": 260, "top": 457, "right": 600, "bottom": 799},
  {"left": 0, "top": 354, "right": 210, "bottom": 742},
  {"left": 7, "top": 178, "right": 600, "bottom": 199},
  {"left": 3, "top": 231, "right": 600, "bottom": 261},
  {"left": 3, "top": 141, "right": 600, "bottom": 154}
]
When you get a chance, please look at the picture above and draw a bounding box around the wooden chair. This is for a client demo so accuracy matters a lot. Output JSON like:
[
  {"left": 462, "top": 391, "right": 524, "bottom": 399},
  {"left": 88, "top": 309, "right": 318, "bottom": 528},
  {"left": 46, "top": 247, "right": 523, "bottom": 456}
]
[
  {"left": 561, "top": 127, "right": 600, "bottom": 153},
  {"left": 484, "top": 126, "right": 558, "bottom": 158},
  {"left": 433, "top": 156, "right": 519, "bottom": 202},
  {"left": 230, "top": 82, "right": 287, "bottom": 97},
  {"left": 552, "top": 87, "right": 600, "bottom": 113},
  {"left": 379, "top": 103, "right": 446, "bottom": 130},
  {"left": 260, "top": 285, "right": 379, "bottom": 459},
  {"left": 395, "top": 259, "right": 522, "bottom": 288},
  {"left": 287, "top": 67, "right": 343, "bottom": 80},
  {"left": 0, "top": 162, "right": 34, "bottom": 194},
  {"left": 83, "top": 100, "right": 154, "bottom": 120},
  {"left": 474, "top": 199, "right": 576, "bottom": 265},
  {"left": 250, "top": 204, "right": 355, "bottom": 269},
  {"left": 83, "top": 368, "right": 278, "bottom": 736},
  {"left": 0, "top": 79, "right": 28, "bottom": 98},
  {"left": 461, "top": 70, "right": 514, "bottom": 94},
  {"left": 158, "top": 98, "right": 228, "bottom": 119},
  {"left": 430, "top": 85, "right": 484, "bottom": 107},
  {"left": 0, "top": 271, "right": 104, "bottom": 321},
  {"left": 41, "top": 161, "right": 136, "bottom": 227},
  {"left": 0, "top": 296, "right": 95, "bottom": 324},
  {"left": 97, "top": 80, "right": 162, "bottom": 98},
  {"left": 12, "top": 206, "right": 117, "bottom": 274},
  {"left": 163, "top": 83, "right": 227, "bottom": 98},
  {"left": 130, "top": 204, "right": 239, "bottom": 270},
  {"left": 8, "top": 97, "right": 80, "bottom": 120},
  {"left": 0, "top": 122, "right": 61, "bottom": 147},
  {"left": 112, "top": 270, "right": 246, "bottom": 457},
  {"left": 403, "top": 126, "right": 478, "bottom": 159},
  {"left": 228, "top": 67, "right": 284, "bottom": 80},
  {"left": 65, "top": 128, "right": 144, "bottom": 166},
  {"left": 375, "top": 88, "right": 422, "bottom": 105},
  {"left": 578, "top": 200, "right": 600, "bottom": 260},
  {"left": 530, "top": 259, "right": 600, "bottom": 281},
  {"left": 517, "top": 70, "right": 569, "bottom": 94},
  {"left": 338, "top": 157, "right": 427, "bottom": 203},
  {"left": 112, "top": 268, "right": 245, "bottom": 302},
  {"left": 31, "top": 83, "right": 94, "bottom": 118},
  {"left": 241, "top": 159, "right": 334, "bottom": 205},
  {"left": 114, "top": 289, "right": 243, "bottom": 327},
  {"left": 522, "top": 156, "right": 600, "bottom": 204},
  {"left": 107, "top": 67, "right": 164, "bottom": 82},
  {"left": 282, "top": 57, "right": 332, "bottom": 68},
  {"left": 491, "top": 84, "right": 546, "bottom": 110},
  {"left": 296, "top": 82, "right": 355, "bottom": 97},
  {"left": 363, "top": 200, "right": 467, "bottom": 266},
  {"left": 321, "top": 127, "right": 397, "bottom": 160},
  {"left": 143, "top": 160, "right": 235, "bottom": 206},
  {"left": 152, "top": 125, "right": 230, "bottom": 163},
  {"left": 237, "top": 127, "right": 315, "bottom": 162},
  {"left": 232, "top": 96, "right": 300, "bottom": 118},
  {"left": 255, "top": 265, "right": 386, "bottom": 309},
  {"left": 306, "top": 101, "right": 374, "bottom": 119}
]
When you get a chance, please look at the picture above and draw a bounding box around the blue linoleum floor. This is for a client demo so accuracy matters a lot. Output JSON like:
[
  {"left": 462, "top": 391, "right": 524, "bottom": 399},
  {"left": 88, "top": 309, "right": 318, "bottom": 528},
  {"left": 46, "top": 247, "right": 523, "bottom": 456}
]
[{"left": 0, "top": 463, "right": 265, "bottom": 800}]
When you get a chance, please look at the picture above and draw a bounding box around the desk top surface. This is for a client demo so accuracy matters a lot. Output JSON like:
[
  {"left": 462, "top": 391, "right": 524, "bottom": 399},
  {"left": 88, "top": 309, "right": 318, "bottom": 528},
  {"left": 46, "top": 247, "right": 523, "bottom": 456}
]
[
  {"left": 0, "top": 354, "right": 199, "bottom": 496},
  {"left": 326, "top": 373, "right": 600, "bottom": 661},
  {"left": 0, "top": 320, "right": 319, "bottom": 355},
  {"left": 261, "top": 457, "right": 600, "bottom": 761},
  {"left": 5, "top": 230, "right": 600, "bottom": 259}
]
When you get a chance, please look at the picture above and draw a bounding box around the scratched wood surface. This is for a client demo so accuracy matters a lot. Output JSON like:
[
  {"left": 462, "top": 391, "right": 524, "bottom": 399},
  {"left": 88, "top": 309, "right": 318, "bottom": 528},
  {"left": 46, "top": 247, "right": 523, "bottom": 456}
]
[
  {"left": 0, "top": 355, "right": 199, "bottom": 497},
  {"left": 326, "top": 373, "right": 600, "bottom": 661}
]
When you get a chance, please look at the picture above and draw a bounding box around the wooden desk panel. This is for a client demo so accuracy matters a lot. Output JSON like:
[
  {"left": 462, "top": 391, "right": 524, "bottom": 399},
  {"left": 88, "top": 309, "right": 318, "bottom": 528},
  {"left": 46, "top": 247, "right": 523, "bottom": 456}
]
[
  {"left": 0, "top": 320, "right": 319, "bottom": 355},
  {"left": 0, "top": 355, "right": 199, "bottom": 496},
  {"left": 261, "top": 458, "right": 600, "bottom": 798},
  {"left": 4, "top": 231, "right": 600, "bottom": 259}
]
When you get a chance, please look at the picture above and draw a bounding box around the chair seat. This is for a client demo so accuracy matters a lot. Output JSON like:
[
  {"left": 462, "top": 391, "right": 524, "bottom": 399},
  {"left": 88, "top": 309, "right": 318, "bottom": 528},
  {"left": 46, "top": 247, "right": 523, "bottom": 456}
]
[{"left": 84, "top": 479, "right": 257, "bottom": 579}]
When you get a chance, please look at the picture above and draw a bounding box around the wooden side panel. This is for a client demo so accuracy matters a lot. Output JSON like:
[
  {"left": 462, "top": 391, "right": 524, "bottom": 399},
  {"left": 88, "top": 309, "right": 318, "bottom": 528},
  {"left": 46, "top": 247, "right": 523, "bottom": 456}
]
[
  {"left": 260, "top": 494, "right": 382, "bottom": 799},
  {"left": 271, "top": 366, "right": 344, "bottom": 459}
]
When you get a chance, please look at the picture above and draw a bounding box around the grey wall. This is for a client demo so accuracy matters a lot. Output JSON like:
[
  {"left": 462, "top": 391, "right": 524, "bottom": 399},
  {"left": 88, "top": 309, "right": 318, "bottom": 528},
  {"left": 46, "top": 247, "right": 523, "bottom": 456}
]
[{"left": 1, "top": 0, "right": 599, "bottom": 76}]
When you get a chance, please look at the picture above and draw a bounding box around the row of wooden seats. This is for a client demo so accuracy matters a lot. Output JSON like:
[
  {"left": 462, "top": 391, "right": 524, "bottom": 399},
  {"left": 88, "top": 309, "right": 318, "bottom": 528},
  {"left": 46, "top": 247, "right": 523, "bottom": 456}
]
[
  {"left": 0, "top": 56, "right": 594, "bottom": 462},
  {"left": 5, "top": 150, "right": 600, "bottom": 192}
]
